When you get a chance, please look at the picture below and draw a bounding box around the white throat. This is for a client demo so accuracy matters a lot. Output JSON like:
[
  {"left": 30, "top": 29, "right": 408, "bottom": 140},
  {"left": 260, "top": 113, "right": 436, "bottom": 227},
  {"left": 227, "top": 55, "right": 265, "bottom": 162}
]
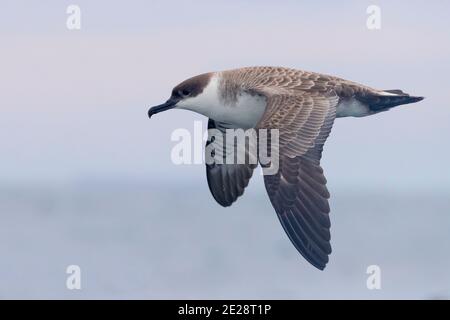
[{"left": 176, "top": 75, "right": 267, "bottom": 129}]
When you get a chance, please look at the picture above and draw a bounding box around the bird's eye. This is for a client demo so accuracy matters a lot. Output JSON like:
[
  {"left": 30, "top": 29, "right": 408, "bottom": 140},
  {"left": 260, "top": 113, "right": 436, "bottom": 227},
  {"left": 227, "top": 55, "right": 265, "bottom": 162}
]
[{"left": 181, "top": 89, "right": 190, "bottom": 96}]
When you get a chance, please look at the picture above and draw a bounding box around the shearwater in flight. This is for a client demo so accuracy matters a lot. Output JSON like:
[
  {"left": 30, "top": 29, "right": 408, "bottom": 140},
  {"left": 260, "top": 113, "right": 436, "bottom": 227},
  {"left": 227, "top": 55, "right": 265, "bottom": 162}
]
[{"left": 148, "top": 66, "right": 424, "bottom": 270}]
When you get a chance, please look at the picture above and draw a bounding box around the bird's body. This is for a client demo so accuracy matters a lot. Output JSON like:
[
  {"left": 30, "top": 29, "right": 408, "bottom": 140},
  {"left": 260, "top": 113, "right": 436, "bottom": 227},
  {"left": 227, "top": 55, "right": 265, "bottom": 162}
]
[{"left": 148, "top": 66, "right": 424, "bottom": 270}]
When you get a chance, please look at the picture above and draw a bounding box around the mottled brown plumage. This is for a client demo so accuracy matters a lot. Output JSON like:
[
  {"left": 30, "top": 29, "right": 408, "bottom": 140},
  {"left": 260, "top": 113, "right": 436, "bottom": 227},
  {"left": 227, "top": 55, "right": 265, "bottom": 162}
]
[
  {"left": 149, "top": 66, "right": 424, "bottom": 270},
  {"left": 212, "top": 67, "right": 422, "bottom": 270}
]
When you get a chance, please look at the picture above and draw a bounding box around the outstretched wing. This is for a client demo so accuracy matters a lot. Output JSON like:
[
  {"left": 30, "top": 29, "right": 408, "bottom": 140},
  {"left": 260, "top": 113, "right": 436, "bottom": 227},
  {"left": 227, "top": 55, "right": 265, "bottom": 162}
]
[
  {"left": 205, "top": 119, "right": 257, "bottom": 207},
  {"left": 258, "top": 91, "right": 338, "bottom": 270}
]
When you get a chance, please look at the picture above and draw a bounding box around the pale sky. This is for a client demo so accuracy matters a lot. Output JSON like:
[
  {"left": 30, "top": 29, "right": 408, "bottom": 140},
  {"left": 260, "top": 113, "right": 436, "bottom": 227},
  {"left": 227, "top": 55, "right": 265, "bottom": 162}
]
[{"left": 1, "top": 0, "right": 449, "bottom": 191}]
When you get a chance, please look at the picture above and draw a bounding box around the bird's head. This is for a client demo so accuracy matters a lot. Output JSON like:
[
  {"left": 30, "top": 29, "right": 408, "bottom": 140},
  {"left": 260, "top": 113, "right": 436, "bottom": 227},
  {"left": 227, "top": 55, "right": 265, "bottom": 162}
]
[{"left": 148, "top": 72, "right": 214, "bottom": 118}]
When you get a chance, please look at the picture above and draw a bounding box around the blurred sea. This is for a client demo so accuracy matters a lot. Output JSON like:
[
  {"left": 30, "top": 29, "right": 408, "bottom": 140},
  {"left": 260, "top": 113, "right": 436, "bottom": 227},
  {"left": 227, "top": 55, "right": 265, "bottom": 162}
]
[
  {"left": 1, "top": 0, "right": 449, "bottom": 301},
  {"left": 0, "top": 179, "right": 449, "bottom": 299}
]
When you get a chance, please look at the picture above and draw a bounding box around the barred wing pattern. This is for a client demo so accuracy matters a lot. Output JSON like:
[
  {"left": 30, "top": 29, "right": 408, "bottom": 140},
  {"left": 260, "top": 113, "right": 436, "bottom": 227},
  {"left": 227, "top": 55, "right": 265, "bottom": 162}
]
[
  {"left": 205, "top": 119, "right": 257, "bottom": 207},
  {"left": 258, "top": 92, "right": 338, "bottom": 270}
]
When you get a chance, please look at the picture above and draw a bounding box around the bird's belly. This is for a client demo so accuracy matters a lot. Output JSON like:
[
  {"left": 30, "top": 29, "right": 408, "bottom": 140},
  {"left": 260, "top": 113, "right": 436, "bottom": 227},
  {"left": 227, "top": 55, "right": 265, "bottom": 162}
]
[
  {"left": 213, "top": 93, "right": 267, "bottom": 129},
  {"left": 336, "top": 98, "right": 372, "bottom": 118}
]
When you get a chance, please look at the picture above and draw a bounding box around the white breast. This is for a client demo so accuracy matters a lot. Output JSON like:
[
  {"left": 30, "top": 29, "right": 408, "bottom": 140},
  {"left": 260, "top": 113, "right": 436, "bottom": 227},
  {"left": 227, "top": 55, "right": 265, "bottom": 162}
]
[{"left": 218, "top": 92, "right": 267, "bottom": 128}]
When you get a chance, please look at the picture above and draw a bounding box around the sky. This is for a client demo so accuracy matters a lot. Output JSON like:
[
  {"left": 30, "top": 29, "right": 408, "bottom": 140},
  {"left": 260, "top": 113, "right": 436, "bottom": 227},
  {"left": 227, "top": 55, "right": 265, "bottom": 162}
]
[
  {"left": 0, "top": 0, "right": 449, "bottom": 300},
  {"left": 0, "top": 0, "right": 449, "bottom": 191}
]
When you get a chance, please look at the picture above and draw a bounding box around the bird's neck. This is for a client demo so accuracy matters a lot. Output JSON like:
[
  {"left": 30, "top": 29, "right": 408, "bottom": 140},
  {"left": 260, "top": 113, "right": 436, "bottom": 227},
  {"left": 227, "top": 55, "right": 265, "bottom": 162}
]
[{"left": 179, "top": 75, "right": 267, "bottom": 129}]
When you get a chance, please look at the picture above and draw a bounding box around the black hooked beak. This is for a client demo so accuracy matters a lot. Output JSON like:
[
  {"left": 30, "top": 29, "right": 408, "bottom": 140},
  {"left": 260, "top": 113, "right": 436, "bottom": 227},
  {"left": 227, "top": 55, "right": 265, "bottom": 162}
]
[{"left": 148, "top": 99, "right": 177, "bottom": 118}]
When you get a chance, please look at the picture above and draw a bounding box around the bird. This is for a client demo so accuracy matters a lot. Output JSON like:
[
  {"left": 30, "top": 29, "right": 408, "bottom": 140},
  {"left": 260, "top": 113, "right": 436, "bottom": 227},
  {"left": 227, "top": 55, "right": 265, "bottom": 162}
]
[{"left": 148, "top": 66, "right": 424, "bottom": 270}]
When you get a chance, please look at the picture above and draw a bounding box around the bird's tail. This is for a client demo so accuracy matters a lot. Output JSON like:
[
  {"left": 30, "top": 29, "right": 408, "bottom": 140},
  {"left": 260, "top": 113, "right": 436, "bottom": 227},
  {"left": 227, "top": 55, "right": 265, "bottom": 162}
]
[{"left": 358, "top": 89, "right": 424, "bottom": 112}]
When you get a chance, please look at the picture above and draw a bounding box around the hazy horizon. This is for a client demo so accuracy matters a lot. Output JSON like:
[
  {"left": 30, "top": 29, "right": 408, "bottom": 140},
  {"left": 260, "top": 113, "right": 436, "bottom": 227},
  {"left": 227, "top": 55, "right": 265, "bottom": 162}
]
[{"left": 0, "top": 1, "right": 449, "bottom": 299}]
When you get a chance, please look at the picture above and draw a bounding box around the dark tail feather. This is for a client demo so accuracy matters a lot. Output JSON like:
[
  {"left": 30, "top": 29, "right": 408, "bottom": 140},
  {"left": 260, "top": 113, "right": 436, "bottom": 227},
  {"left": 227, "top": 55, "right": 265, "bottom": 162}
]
[{"left": 358, "top": 89, "right": 424, "bottom": 111}]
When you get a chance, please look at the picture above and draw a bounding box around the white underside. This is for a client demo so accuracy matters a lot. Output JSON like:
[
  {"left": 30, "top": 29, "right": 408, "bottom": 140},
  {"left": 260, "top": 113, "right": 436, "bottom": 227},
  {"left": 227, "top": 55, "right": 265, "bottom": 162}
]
[
  {"left": 217, "top": 93, "right": 267, "bottom": 128},
  {"left": 336, "top": 98, "right": 372, "bottom": 118}
]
